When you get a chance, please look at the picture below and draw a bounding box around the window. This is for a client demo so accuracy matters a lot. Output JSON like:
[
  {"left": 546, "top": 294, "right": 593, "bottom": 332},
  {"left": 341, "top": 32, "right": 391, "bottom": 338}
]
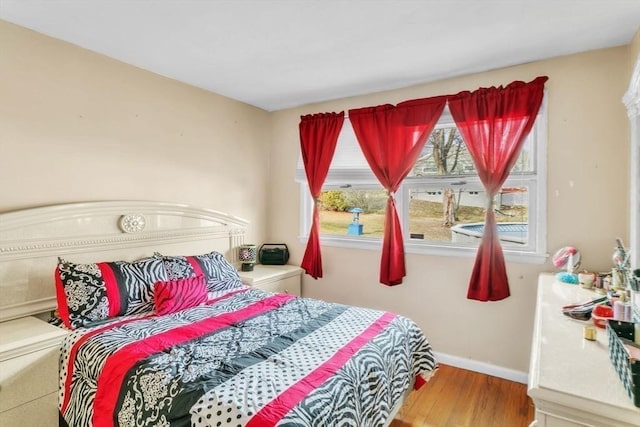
[{"left": 296, "top": 103, "right": 547, "bottom": 263}]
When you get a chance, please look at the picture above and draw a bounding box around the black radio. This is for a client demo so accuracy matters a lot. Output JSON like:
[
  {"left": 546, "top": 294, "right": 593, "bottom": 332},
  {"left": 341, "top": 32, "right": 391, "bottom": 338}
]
[{"left": 259, "top": 243, "right": 289, "bottom": 265}]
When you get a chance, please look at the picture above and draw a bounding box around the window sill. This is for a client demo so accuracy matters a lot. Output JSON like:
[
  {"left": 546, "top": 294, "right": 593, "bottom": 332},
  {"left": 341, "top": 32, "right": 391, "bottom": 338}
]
[{"left": 297, "top": 235, "right": 548, "bottom": 264}]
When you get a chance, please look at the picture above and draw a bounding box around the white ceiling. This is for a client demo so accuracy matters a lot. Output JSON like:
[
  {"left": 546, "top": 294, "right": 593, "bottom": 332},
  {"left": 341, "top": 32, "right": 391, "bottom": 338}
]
[{"left": 1, "top": 0, "right": 639, "bottom": 111}]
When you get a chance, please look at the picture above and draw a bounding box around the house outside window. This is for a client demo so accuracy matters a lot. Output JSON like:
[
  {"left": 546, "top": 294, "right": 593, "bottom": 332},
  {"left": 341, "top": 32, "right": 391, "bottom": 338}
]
[{"left": 296, "top": 102, "right": 547, "bottom": 263}]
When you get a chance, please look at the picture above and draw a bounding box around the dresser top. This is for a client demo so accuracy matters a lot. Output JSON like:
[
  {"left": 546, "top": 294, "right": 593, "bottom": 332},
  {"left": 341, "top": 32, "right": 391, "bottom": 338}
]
[
  {"left": 0, "top": 316, "right": 67, "bottom": 361},
  {"left": 529, "top": 273, "right": 640, "bottom": 423}
]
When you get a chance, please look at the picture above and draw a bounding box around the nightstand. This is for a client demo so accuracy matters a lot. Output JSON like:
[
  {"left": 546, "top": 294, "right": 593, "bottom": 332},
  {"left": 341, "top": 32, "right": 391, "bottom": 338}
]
[
  {"left": 0, "top": 316, "right": 68, "bottom": 426},
  {"left": 238, "top": 264, "right": 303, "bottom": 296}
]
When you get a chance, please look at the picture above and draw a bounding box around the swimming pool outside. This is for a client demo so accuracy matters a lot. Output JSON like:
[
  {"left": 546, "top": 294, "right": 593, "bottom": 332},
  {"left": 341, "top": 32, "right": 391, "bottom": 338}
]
[{"left": 450, "top": 222, "right": 528, "bottom": 245}]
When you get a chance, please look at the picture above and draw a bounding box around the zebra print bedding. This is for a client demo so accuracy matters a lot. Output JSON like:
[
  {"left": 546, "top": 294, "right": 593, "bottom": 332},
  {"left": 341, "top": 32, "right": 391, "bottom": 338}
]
[{"left": 59, "top": 285, "right": 437, "bottom": 427}]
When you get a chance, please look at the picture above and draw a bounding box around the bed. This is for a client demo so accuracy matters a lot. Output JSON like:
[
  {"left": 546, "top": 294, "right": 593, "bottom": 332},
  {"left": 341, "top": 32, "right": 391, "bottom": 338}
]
[{"left": 0, "top": 201, "right": 437, "bottom": 427}]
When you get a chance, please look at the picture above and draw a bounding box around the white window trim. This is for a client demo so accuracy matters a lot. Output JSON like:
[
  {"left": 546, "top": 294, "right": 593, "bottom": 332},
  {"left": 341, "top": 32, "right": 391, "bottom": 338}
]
[{"left": 297, "top": 96, "right": 549, "bottom": 265}]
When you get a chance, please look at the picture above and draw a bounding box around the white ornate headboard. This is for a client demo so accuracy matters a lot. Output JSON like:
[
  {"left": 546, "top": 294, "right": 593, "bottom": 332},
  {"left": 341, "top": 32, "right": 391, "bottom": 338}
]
[{"left": 0, "top": 201, "right": 247, "bottom": 322}]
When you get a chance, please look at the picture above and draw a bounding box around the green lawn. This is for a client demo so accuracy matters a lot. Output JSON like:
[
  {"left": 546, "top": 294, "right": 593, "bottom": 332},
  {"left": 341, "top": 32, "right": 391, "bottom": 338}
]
[
  {"left": 319, "top": 199, "right": 527, "bottom": 242},
  {"left": 320, "top": 211, "right": 385, "bottom": 236}
]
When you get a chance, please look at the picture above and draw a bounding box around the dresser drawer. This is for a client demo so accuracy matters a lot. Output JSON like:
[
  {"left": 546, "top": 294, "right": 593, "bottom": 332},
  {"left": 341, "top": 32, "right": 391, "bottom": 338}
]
[
  {"left": 257, "top": 275, "right": 301, "bottom": 296},
  {"left": 0, "top": 391, "right": 58, "bottom": 427},
  {"left": 0, "top": 346, "right": 59, "bottom": 412}
]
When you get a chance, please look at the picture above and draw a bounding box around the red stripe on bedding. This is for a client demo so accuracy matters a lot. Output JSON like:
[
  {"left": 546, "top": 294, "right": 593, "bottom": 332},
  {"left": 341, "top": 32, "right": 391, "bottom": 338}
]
[
  {"left": 246, "top": 311, "right": 397, "bottom": 427},
  {"left": 54, "top": 266, "right": 72, "bottom": 329},
  {"left": 414, "top": 374, "right": 427, "bottom": 390},
  {"left": 61, "top": 288, "right": 248, "bottom": 414},
  {"left": 92, "top": 293, "right": 295, "bottom": 427},
  {"left": 186, "top": 256, "right": 205, "bottom": 278},
  {"left": 98, "top": 263, "right": 121, "bottom": 317}
]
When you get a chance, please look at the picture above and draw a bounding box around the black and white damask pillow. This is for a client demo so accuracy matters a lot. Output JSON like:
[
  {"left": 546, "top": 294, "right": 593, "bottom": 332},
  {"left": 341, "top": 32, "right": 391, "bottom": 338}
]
[
  {"left": 55, "top": 257, "right": 167, "bottom": 329},
  {"left": 55, "top": 260, "right": 112, "bottom": 329}
]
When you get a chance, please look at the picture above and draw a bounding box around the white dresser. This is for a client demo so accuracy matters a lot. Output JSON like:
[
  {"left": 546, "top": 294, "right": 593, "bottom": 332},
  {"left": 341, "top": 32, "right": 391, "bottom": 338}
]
[
  {"left": 0, "top": 316, "right": 68, "bottom": 427},
  {"left": 528, "top": 273, "right": 640, "bottom": 426},
  {"left": 238, "top": 264, "right": 303, "bottom": 296}
]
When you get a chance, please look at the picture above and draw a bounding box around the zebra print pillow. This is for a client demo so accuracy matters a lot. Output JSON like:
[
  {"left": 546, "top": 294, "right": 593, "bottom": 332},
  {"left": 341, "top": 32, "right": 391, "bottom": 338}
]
[
  {"left": 157, "top": 251, "right": 243, "bottom": 292},
  {"left": 118, "top": 257, "right": 168, "bottom": 315},
  {"left": 55, "top": 257, "right": 167, "bottom": 329},
  {"left": 153, "top": 276, "right": 208, "bottom": 316}
]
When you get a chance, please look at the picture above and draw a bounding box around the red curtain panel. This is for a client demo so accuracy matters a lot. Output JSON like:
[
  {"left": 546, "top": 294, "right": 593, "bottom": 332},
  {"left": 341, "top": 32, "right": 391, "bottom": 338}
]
[
  {"left": 299, "top": 112, "right": 345, "bottom": 279},
  {"left": 349, "top": 96, "right": 447, "bottom": 285},
  {"left": 448, "top": 76, "right": 548, "bottom": 301}
]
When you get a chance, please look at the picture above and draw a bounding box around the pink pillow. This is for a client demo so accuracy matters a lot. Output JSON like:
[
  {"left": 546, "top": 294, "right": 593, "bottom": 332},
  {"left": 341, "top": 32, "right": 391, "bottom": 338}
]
[{"left": 154, "top": 276, "right": 208, "bottom": 316}]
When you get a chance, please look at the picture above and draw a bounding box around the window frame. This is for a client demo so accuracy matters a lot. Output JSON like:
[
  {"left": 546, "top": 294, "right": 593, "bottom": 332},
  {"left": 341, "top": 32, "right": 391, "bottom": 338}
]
[{"left": 297, "top": 97, "right": 548, "bottom": 264}]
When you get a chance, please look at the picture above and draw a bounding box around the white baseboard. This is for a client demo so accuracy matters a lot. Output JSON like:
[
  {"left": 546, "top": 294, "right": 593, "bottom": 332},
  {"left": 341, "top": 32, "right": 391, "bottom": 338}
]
[{"left": 433, "top": 351, "right": 529, "bottom": 384}]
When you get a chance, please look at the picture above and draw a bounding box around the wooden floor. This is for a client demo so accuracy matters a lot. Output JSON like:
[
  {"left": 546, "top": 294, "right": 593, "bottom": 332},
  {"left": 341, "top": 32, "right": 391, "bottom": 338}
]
[{"left": 390, "top": 364, "right": 534, "bottom": 427}]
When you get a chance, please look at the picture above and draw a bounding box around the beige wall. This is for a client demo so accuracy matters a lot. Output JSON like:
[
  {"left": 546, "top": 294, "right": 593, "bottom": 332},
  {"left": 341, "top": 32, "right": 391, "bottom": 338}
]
[
  {"left": 0, "top": 20, "right": 271, "bottom": 245},
  {"left": 269, "top": 47, "right": 630, "bottom": 373}
]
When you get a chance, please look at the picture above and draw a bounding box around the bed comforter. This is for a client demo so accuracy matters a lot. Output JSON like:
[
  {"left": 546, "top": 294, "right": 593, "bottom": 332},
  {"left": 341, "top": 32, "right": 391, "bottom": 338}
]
[{"left": 59, "top": 286, "right": 437, "bottom": 427}]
